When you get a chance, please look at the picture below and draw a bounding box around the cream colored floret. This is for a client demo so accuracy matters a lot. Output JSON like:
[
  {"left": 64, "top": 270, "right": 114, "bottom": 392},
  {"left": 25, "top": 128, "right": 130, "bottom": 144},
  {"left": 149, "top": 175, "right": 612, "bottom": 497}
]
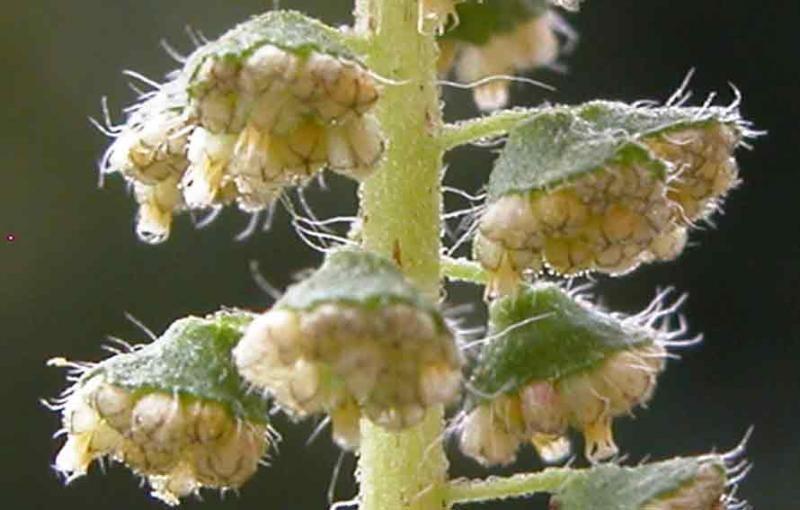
[
  {"left": 234, "top": 303, "right": 461, "bottom": 447},
  {"left": 54, "top": 377, "right": 269, "bottom": 505}
]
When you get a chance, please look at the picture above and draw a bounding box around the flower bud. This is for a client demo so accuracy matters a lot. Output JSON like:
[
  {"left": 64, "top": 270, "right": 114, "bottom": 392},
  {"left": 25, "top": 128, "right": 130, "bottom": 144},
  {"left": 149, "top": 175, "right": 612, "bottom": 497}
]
[
  {"left": 103, "top": 79, "right": 193, "bottom": 186},
  {"left": 644, "top": 123, "right": 740, "bottom": 222},
  {"left": 438, "top": 1, "right": 564, "bottom": 110},
  {"left": 455, "top": 15, "right": 558, "bottom": 111},
  {"left": 578, "top": 100, "right": 746, "bottom": 226},
  {"left": 51, "top": 312, "right": 272, "bottom": 504},
  {"left": 476, "top": 102, "right": 749, "bottom": 294},
  {"left": 133, "top": 176, "right": 184, "bottom": 244},
  {"left": 101, "top": 12, "right": 384, "bottom": 242},
  {"left": 460, "top": 283, "right": 679, "bottom": 465},
  {"left": 531, "top": 433, "right": 571, "bottom": 464},
  {"left": 550, "top": 455, "right": 740, "bottom": 510},
  {"left": 234, "top": 249, "right": 462, "bottom": 448},
  {"left": 459, "top": 396, "right": 522, "bottom": 466}
]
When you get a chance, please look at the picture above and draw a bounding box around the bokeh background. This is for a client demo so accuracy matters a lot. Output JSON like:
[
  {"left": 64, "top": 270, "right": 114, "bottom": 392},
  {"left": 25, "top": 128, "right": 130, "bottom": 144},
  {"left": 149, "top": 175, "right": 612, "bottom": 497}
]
[{"left": 2, "top": 1, "right": 797, "bottom": 508}]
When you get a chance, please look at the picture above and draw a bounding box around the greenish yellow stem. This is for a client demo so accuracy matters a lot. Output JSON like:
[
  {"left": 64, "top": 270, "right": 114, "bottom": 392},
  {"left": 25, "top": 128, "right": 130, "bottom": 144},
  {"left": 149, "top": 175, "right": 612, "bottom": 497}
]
[
  {"left": 355, "top": 0, "right": 442, "bottom": 297},
  {"left": 439, "top": 108, "right": 540, "bottom": 150},
  {"left": 441, "top": 256, "right": 488, "bottom": 285},
  {"left": 354, "top": 1, "right": 448, "bottom": 510},
  {"left": 446, "top": 468, "right": 575, "bottom": 506}
]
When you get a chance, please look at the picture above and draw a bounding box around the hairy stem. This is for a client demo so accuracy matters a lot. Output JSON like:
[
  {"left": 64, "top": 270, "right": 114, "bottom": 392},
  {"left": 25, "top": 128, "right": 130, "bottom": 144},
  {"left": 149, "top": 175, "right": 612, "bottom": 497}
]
[
  {"left": 446, "top": 469, "right": 574, "bottom": 506},
  {"left": 354, "top": 1, "right": 447, "bottom": 510},
  {"left": 439, "top": 108, "right": 538, "bottom": 150}
]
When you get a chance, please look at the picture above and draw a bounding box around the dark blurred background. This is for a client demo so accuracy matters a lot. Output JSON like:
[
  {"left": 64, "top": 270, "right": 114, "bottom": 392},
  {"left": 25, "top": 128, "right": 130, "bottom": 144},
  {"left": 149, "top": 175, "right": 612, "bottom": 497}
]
[{"left": 2, "top": 1, "right": 797, "bottom": 508}]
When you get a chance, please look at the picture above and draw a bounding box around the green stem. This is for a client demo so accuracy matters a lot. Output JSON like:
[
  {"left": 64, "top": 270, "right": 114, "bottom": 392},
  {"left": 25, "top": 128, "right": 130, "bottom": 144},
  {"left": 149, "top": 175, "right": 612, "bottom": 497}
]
[
  {"left": 446, "top": 469, "right": 575, "bottom": 506},
  {"left": 354, "top": 1, "right": 447, "bottom": 510},
  {"left": 441, "top": 256, "right": 488, "bottom": 285},
  {"left": 355, "top": 0, "right": 442, "bottom": 296},
  {"left": 439, "top": 108, "right": 539, "bottom": 150}
]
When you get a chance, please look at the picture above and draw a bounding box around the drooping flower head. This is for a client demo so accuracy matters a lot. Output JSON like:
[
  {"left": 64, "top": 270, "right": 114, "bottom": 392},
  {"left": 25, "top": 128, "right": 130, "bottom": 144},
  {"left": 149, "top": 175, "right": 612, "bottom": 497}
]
[
  {"left": 51, "top": 312, "right": 272, "bottom": 505},
  {"left": 234, "top": 249, "right": 462, "bottom": 449},
  {"left": 459, "top": 283, "right": 690, "bottom": 465},
  {"left": 102, "top": 11, "right": 384, "bottom": 243},
  {"left": 475, "top": 101, "right": 749, "bottom": 296}
]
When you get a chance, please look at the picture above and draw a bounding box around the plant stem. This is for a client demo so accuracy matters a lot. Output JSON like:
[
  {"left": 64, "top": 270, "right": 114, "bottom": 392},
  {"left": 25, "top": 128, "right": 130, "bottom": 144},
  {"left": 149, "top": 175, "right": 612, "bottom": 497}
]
[
  {"left": 446, "top": 469, "right": 574, "bottom": 506},
  {"left": 439, "top": 108, "right": 538, "bottom": 150},
  {"left": 354, "top": 1, "right": 447, "bottom": 510},
  {"left": 441, "top": 256, "right": 488, "bottom": 285}
]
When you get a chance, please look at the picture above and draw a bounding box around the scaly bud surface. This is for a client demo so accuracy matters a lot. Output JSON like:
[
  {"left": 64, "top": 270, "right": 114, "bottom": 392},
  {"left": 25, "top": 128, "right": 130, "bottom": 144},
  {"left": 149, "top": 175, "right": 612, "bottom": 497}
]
[
  {"left": 101, "top": 11, "right": 384, "bottom": 242},
  {"left": 52, "top": 312, "right": 271, "bottom": 505},
  {"left": 234, "top": 249, "right": 462, "bottom": 449}
]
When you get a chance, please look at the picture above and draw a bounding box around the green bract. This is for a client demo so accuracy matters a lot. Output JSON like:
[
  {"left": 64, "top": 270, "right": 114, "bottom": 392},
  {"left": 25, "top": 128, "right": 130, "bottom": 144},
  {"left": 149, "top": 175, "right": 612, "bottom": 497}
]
[
  {"left": 277, "top": 248, "right": 444, "bottom": 328},
  {"left": 578, "top": 100, "right": 743, "bottom": 140},
  {"left": 487, "top": 109, "right": 667, "bottom": 200},
  {"left": 184, "top": 10, "right": 358, "bottom": 89},
  {"left": 488, "top": 101, "right": 743, "bottom": 200},
  {"left": 551, "top": 456, "right": 727, "bottom": 510},
  {"left": 459, "top": 283, "right": 667, "bottom": 464},
  {"left": 471, "top": 283, "right": 652, "bottom": 398},
  {"left": 87, "top": 311, "right": 266, "bottom": 423},
  {"left": 441, "top": 0, "right": 549, "bottom": 44}
]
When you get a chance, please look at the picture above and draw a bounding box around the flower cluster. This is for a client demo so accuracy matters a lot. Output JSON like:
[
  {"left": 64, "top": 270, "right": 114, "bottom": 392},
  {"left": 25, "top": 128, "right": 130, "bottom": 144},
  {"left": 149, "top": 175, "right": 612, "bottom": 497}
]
[
  {"left": 102, "top": 12, "right": 384, "bottom": 243},
  {"left": 438, "top": 0, "right": 566, "bottom": 110},
  {"left": 474, "top": 103, "right": 745, "bottom": 296},
  {"left": 233, "top": 249, "right": 462, "bottom": 449},
  {"left": 644, "top": 122, "right": 740, "bottom": 222},
  {"left": 462, "top": 344, "right": 665, "bottom": 465},
  {"left": 235, "top": 303, "right": 461, "bottom": 448},
  {"left": 51, "top": 313, "right": 270, "bottom": 504},
  {"left": 459, "top": 283, "right": 677, "bottom": 465},
  {"left": 446, "top": 15, "right": 559, "bottom": 111},
  {"left": 55, "top": 377, "right": 269, "bottom": 505},
  {"left": 476, "top": 162, "right": 678, "bottom": 295}
]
